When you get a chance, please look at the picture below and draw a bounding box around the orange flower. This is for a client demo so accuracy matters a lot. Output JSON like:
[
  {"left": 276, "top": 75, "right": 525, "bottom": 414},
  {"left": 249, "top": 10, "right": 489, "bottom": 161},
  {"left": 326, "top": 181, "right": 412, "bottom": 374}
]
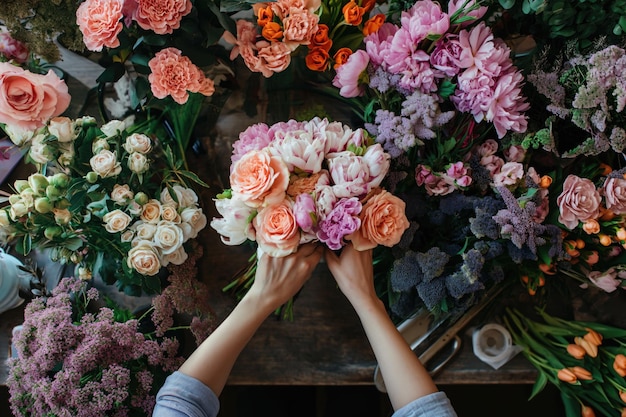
[
  {"left": 361, "top": 0, "right": 376, "bottom": 12},
  {"left": 622, "top": 408, "right": 626, "bottom": 417},
  {"left": 571, "top": 366, "right": 593, "bottom": 381},
  {"left": 305, "top": 47, "right": 330, "bottom": 72},
  {"left": 584, "top": 251, "right": 600, "bottom": 265},
  {"left": 600, "top": 208, "right": 616, "bottom": 221},
  {"left": 333, "top": 47, "right": 353, "bottom": 69},
  {"left": 574, "top": 336, "right": 598, "bottom": 358},
  {"left": 599, "top": 234, "right": 613, "bottom": 246},
  {"left": 618, "top": 228, "right": 626, "bottom": 241},
  {"left": 583, "top": 328, "right": 603, "bottom": 346},
  {"left": 619, "top": 390, "right": 626, "bottom": 403},
  {"left": 599, "top": 163, "right": 613, "bottom": 176},
  {"left": 614, "top": 354, "right": 626, "bottom": 377},
  {"left": 256, "top": 4, "right": 273, "bottom": 27},
  {"left": 539, "top": 175, "right": 553, "bottom": 188},
  {"left": 582, "top": 219, "right": 601, "bottom": 234},
  {"left": 564, "top": 240, "right": 580, "bottom": 257},
  {"left": 363, "top": 14, "right": 385, "bottom": 36},
  {"left": 581, "top": 405, "right": 596, "bottom": 417},
  {"left": 262, "top": 22, "right": 284, "bottom": 41},
  {"left": 557, "top": 368, "right": 578, "bottom": 384},
  {"left": 539, "top": 263, "right": 557, "bottom": 275},
  {"left": 342, "top": 1, "right": 366, "bottom": 25},
  {"left": 566, "top": 344, "right": 586, "bottom": 360},
  {"left": 310, "top": 24, "right": 332, "bottom": 51}
]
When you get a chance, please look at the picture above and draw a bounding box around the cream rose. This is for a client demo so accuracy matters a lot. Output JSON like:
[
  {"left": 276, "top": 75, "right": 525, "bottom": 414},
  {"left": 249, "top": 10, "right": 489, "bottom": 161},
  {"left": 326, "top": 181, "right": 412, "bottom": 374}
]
[
  {"left": 162, "top": 246, "right": 188, "bottom": 266},
  {"left": 124, "top": 133, "right": 153, "bottom": 154},
  {"left": 92, "top": 138, "right": 110, "bottom": 154},
  {"left": 141, "top": 199, "right": 162, "bottom": 224},
  {"left": 161, "top": 204, "right": 181, "bottom": 223},
  {"left": 253, "top": 201, "right": 300, "bottom": 257},
  {"left": 492, "top": 162, "right": 524, "bottom": 187},
  {"left": 90, "top": 149, "right": 122, "bottom": 178},
  {"left": 102, "top": 209, "right": 132, "bottom": 233},
  {"left": 348, "top": 190, "right": 410, "bottom": 250},
  {"left": 230, "top": 150, "right": 290, "bottom": 208},
  {"left": 557, "top": 175, "right": 602, "bottom": 230},
  {"left": 180, "top": 207, "right": 207, "bottom": 239},
  {"left": 101, "top": 119, "right": 127, "bottom": 137},
  {"left": 4, "top": 124, "right": 34, "bottom": 146},
  {"left": 153, "top": 221, "right": 184, "bottom": 255},
  {"left": 133, "top": 221, "right": 157, "bottom": 241},
  {"left": 110, "top": 184, "right": 134, "bottom": 204},
  {"left": 127, "top": 242, "right": 161, "bottom": 275},
  {"left": 48, "top": 116, "right": 76, "bottom": 142},
  {"left": 128, "top": 152, "right": 149, "bottom": 174}
]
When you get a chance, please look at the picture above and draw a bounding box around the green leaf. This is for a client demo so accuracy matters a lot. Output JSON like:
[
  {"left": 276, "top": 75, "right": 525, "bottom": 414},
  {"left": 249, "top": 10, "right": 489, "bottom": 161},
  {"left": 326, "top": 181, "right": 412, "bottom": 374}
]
[
  {"left": 177, "top": 170, "right": 210, "bottom": 188},
  {"left": 528, "top": 371, "right": 548, "bottom": 400},
  {"left": 219, "top": 0, "right": 258, "bottom": 13},
  {"left": 206, "top": 0, "right": 237, "bottom": 33},
  {"left": 142, "top": 33, "right": 167, "bottom": 46},
  {"left": 499, "top": 0, "right": 516, "bottom": 9},
  {"left": 17, "top": 234, "right": 32, "bottom": 255},
  {"left": 96, "top": 62, "right": 126, "bottom": 84},
  {"left": 64, "top": 238, "right": 84, "bottom": 251}
]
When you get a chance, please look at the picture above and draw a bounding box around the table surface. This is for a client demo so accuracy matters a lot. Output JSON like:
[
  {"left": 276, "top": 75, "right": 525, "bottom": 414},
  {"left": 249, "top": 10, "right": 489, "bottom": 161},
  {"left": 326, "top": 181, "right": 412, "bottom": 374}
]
[{"left": 0, "top": 45, "right": 540, "bottom": 388}]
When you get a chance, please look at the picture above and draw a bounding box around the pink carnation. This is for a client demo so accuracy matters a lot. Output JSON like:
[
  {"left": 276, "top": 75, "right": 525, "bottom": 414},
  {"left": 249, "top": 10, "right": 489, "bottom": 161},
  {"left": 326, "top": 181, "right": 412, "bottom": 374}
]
[
  {"left": 76, "top": 0, "right": 124, "bottom": 52},
  {"left": 131, "top": 0, "right": 192, "bottom": 35}
]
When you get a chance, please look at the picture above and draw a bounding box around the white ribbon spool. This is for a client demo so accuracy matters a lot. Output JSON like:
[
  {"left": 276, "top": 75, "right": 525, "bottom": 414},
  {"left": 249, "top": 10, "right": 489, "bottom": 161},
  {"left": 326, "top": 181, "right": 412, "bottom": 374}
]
[{"left": 472, "top": 323, "right": 521, "bottom": 370}]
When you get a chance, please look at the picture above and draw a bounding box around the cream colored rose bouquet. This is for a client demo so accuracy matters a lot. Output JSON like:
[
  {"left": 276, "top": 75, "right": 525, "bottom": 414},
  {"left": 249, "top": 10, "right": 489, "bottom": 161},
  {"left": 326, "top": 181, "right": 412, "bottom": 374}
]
[
  {"left": 0, "top": 116, "right": 207, "bottom": 295},
  {"left": 211, "top": 117, "right": 409, "bottom": 317}
]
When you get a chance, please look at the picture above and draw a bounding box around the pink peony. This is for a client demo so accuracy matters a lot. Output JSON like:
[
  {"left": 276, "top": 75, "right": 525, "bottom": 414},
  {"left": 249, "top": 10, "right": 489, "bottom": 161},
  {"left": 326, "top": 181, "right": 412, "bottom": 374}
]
[
  {"left": 485, "top": 70, "right": 530, "bottom": 138},
  {"left": 401, "top": 0, "right": 449, "bottom": 44},
  {"left": 332, "top": 49, "right": 369, "bottom": 98},
  {"left": 148, "top": 47, "right": 214, "bottom": 104},
  {"left": 0, "top": 32, "right": 28, "bottom": 63},
  {"left": 76, "top": 0, "right": 124, "bottom": 52},
  {"left": 557, "top": 175, "right": 602, "bottom": 230},
  {"left": 602, "top": 177, "right": 626, "bottom": 215},
  {"left": 131, "top": 0, "right": 192, "bottom": 35},
  {"left": 232, "top": 123, "right": 272, "bottom": 164},
  {"left": 0, "top": 63, "right": 71, "bottom": 131},
  {"left": 293, "top": 193, "right": 317, "bottom": 232},
  {"left": 430, "top": 34, "right": 463, "bottom": 77},
  {"left": 364, "top": 23, "right": 397, "bottom": 68}
]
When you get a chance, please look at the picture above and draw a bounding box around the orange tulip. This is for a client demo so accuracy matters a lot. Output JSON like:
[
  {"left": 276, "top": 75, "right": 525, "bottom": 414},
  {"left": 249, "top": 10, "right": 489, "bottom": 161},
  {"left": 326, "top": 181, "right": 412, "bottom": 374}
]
[
  {"left": 557, "top": 368, "right": 578, "bottom": 384},
  {"left": 566, "top": 344, "right": 586, "bottom": 360},
  {"left": 342, "top": 1, "right": 366, "bottom": 25},
  {"left": 599, "top": 163, "right": 613, "bottom": 176},
  {"left": 600, "top": 208, "right": 616, "bottom": 221},
  {"left": 262, "top": 22, "right": 283, "bottom": 42},
  {"left": 584, "top": 251, "right": 600, "bottom": 265},
  {"left": 305, "top": 48, "right": 330, "bottom": 72},
  {"left": 571, "top": 366, "right": 593, "bottom": 381},
  {"left": 256, "top": 5, "right": 273, "bottom": 27},
  {"left": 575, "top": 336, "right": 598, "bottom": 358},
  {"left": 333, "top": 48, "right": 353, "bottom": 69},
  {"left": 360, "top": 0, "right": 376, "bottom": 12},
  {"left": 614, "top": 354, "right": 626, "bottom": 377},
  {"left": 581, "top": 405, "right": 596, "bottom": 417},
  {"left": 363, "top": 14, "right": 385, "bottom": 36},
  {"left": 584, "top": 328, "right": 603, "bottom": 346},
  {"left": 539, "top": 263, "right": 557, "bottom": 275},
  {"left": 621, "top": 408, "right": 626, "bottom": 417}
]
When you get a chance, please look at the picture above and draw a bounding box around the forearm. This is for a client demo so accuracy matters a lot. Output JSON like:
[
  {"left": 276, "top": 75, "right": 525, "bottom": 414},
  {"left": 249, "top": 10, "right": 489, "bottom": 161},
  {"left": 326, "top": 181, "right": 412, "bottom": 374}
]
[
  {"left": 178, "top": 295, "right": 274, "bottom": 396},
  {"left": 352, "top": 297, "right": 438, "bottom": 411}
]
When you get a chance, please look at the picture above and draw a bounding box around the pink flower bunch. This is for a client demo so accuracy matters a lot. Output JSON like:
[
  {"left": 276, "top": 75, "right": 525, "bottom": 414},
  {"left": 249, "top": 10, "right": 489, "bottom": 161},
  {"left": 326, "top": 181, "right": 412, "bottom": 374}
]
[
  {"left": 7, "top": 277, "right": 184, "bottom": 417},
  {"left": 225, "top": 0, "right": 321, "bottom": 77},
  {"left": 334, "top": 0, "right": 529, "bottom": 138},
  {"left": 0, "top": 31, "right": 28, "bottom": 63},
  {"left": 211, "top": 117, "right": 409, "bottom": 257}
]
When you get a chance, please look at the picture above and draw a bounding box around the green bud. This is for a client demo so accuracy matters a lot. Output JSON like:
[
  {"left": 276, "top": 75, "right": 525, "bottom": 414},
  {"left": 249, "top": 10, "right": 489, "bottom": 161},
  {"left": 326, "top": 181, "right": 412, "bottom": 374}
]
[
  {"left": 44, "top": 225, "right": 63, "bottom": 240},
  {"left": 8, "top": 194, "right": 22, "bottom": 205},
  {"left": 28, "top": 174, "right": 49, "bottom": 195},
  {"left": 34, "top": 197, "right": 53, "bottom": 214},
  {"left": 45, "top": 185, "right": 64, "bottom": 201},
  {"left": 56, "top": 198, "right": 71, "bottom": 210},
  {"left": 134, "top": 192, "right": 149, "bottom": 205},
  {"left": 13, "top": 179, "right": 30, "bottom": 193},
  {"left": 85, "top": 171, "right": 99, "bottom": 184},
  {"left": 50, "top": 172, "right": 70, "bottom": 189}
]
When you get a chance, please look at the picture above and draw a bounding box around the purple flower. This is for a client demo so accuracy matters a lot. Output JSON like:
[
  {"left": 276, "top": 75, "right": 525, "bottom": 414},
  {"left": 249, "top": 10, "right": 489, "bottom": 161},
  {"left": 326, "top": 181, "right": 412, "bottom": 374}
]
[
  {"left": 316, "top": 197, "right": 362, "bottom": 250},
  {"left": 430, "top": 34, "right": 462, "bottom": 77}
]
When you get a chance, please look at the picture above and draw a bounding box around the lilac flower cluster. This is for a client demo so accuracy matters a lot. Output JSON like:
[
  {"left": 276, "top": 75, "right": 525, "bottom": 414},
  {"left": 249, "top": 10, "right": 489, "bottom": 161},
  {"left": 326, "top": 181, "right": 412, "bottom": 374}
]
[{"left": 8, "top": 278, "right": 185, "bottom": 417}]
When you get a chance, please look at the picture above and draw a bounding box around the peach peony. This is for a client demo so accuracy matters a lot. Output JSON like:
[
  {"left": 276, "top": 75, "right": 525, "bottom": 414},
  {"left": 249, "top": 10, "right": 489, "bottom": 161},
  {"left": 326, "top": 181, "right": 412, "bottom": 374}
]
[
  {"left": 0, "top": 63, "right": 71, "bottom": 131},
  {"left": 230, "top": 150, "right": 290, "bottom": 208},
  {"left": 253, "top": 200, "right": 301, "bottom": 257},
  {"left": 348, "top": 189, "right": 410, "bottom": 250},
  {"left": 132, "top": 0, "right": 192, "bottom": 35},
  {"left": 76, "top": 0, "right": 124, "bottom": 52},
  {"left": 148, "top": 47, "right": 214, "bottom": 104}
]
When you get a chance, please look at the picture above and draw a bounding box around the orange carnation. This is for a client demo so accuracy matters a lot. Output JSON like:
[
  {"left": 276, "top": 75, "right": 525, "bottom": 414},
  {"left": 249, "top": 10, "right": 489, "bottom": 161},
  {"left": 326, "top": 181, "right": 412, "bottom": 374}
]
[{"left": 342, "top": 1, "right": 366, "bottom": 25}]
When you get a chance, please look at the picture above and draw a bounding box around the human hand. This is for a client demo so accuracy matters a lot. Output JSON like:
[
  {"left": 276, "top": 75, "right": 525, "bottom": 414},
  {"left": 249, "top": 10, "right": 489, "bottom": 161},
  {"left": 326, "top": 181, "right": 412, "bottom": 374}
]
[
  {"left": 324, "top": 244, "right": 378, "bottom": 311},
  {"left": 247, "top": 243, "right": 323, "bottom": 313}
]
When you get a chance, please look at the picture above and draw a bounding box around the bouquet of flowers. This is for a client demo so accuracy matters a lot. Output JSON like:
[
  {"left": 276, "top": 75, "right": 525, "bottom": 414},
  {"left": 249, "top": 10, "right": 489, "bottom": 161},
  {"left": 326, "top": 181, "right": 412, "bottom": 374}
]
[
  {"left": 210, "top": 117, "right": 409, "bottom": 316},
  {"left": 505, "top": 307, "right": 626, "bottom": 417},
  {"left": 8, "top": 247, "right": 213, "bottom": 417},
  {"left": 0, "top": 116, "right": 208, "bottom": 295}
]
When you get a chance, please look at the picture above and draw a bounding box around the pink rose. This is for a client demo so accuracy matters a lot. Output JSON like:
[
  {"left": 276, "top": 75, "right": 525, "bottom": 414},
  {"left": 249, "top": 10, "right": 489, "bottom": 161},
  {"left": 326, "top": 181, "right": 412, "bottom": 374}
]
[
  {"left": 332, "top": 50, "right": 369, "bottom": 98},
  {"left": 476, "top": 139, "right": 499, "bottom": 157},
  {"left": 557, "top": 175, "right": 602, "bottom": 230},
  {"left": 253, "top": 200, "right": 301, "bottom": 257},
  {"left": 425, "top": 176, "right": 455, "bottom": 196},
  {"left": 480, "top": 155, "right": 504, "bottom": 178},
  {"left": 0, "top": 63, "right": 71, "bottom": 131},
  {"left": 348, "top": 190, "right": 409, "bottom": 250},
  {"left": 230, "top": 150, "right": 290, "bottom": 208},
  {"left": 415, "top": 164, "right": 437, "bottom": 186},
  {"left": 131, "top": 0, "right": 192, "bottom": 35},
  {"left": 603, "top": 177, "right": 626, "bottom": 215},
  {"left": 492, "top": 162, "right": 524, "bottom": 187},
  {"left": 76, "top": 0, "right": 124, "bottom": 52},
  {"left": 0, "top": 32, "right": 28, "bottom": 63},
  {"left": 503, "top": 145, "right": 526, "bottom": 162}
]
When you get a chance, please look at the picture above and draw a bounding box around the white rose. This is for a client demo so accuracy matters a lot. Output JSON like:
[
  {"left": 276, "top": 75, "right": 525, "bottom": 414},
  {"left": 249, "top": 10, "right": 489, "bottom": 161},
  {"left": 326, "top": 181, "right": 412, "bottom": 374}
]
[
  {"left": 90, "top": 150, "right": 122, "bottom": 178},
  {"left": 160, "top": 185, "right": 197, "bottom": 208},
  {"left": 133, "top": 221, "right": 157, "bottom": 240},
  {"left": 161, "top": 245, "right": 188, "bottom": 267},
  {"left": 48, "top": 117, "right": 76, "bottom": 142},
  {"left": 153, "top": 221, "right": 183, "bottom": 254},
  {"left": 127, "top": 242, "right": 161, "bottom": 275},
  {"left": 127, "top": 152, "right": 149, "bottom": 174},
  {"left": 103, "top": 209, "right": 132, "bottom": 233},
  {"left": 140, "top": 199, "right": 162, "bottom": 223},
  {"left": 179, "top": 187, "right": 198, "bottom": 208},
  {"left": 29, "top": 134, "right": 53, "bottom": 164},
  {"left": 110, "top": 184, "right": 134, "bottom": 204},
  {"left": 181, "top": 207, "right": 207, "bottom": 239},
  {"left": 92, "top": 138, "right": 110, "bottom": 154},
  {"left": 161, "top": 204, "right": 181, "bottom": 223},
  {"left": 101, "top": 119, "right": 127, "bottom": 137},
  {"left": 493, "top": 162, "right": 525, "bottom": 187},
  {"left": 128, "top": 201, "right": 142, "bottom": 216},
  {"left": 4, "top": 124, "right": 34, "bottom": 146},
  {"left": 124, "top": 133, "right": 152, "bottom": 154}
]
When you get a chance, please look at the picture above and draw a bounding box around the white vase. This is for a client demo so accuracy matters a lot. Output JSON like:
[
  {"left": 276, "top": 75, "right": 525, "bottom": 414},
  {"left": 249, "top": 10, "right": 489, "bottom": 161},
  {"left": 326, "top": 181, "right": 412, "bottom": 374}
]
[{"left": 0, "top": 248, "right": 29, "bottom": 315}]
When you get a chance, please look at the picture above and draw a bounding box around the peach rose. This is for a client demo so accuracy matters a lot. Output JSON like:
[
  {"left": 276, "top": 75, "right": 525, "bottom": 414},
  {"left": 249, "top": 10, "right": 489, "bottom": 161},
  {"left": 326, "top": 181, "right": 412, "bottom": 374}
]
[
  {"left": 348, "top": 190, "right": 410, "bottom": 250},
  {"left": 253, "top": 200, "right": 300, "bottom": 257},
  {"left": 76, "top": 0, "right": 124, "bottom": 52},
  {"left": 127, "top": 242, "right": 161, "bottom": 275},
  {"left": 230, "top": 150, "right": 290, "bottom": 208},
  {"left": 132, "top": 0, "right": 192, "bottom": 35},
  {"left": 603, "top": 177, "right": 626, "bottom": 215},
  {"left": 102, "top": 209, "right": 132, "bottom": 233},
  {"left": 90, "top": 149, "right": 122, "bottom": 178},
  {"left": 141, "top": 199, "right": 162, "bottom": 224},
  {"left": 0, "top": 63, "right": 71, "bottom": 131},
  {"left": 557, "top": 175, "right": 602, "bottom": 230}
]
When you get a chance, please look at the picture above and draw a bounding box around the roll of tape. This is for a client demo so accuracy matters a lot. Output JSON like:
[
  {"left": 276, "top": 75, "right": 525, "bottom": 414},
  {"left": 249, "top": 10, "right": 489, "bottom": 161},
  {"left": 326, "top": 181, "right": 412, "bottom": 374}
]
[{"left": 472, "top": 323, "right": 520, "bottom": 370}]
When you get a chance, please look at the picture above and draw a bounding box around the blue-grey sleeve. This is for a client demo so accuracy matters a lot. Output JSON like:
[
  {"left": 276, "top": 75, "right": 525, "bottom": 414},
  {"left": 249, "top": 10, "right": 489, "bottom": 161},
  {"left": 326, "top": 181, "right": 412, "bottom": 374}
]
[
  {"left": 152, "top": 371, "right": 220, "bottom": 417},
  {"left": 392, "top": 391, "right": 457, "bottom": 417}
]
